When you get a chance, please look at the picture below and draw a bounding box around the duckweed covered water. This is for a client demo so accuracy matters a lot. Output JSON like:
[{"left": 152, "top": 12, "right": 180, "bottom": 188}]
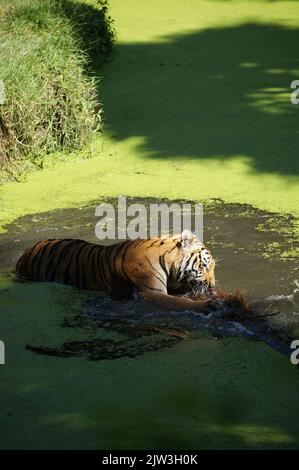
[{"left": 0, "top": 198, "right": 299, "bottom": 449}]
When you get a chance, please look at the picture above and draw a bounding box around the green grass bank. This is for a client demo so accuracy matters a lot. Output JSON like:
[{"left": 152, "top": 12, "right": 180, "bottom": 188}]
[{"left": 0, "top": 0, "right": 114, "bottom": 173}]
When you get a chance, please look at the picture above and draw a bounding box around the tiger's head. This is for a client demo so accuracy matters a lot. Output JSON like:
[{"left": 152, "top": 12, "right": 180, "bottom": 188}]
[{"left": 176, "top": 229, "right": 216, "bottom": 295}]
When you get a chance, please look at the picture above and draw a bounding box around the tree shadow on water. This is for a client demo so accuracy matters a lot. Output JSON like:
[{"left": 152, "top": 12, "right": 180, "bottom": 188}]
[{"left": 101, "top": 22, "right": 299, "bottom": 176}]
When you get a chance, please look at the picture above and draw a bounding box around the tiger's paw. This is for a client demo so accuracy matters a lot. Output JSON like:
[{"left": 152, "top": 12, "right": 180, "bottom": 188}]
[{"left": 195, "top": 299, "right": 219, "bottom": 314}]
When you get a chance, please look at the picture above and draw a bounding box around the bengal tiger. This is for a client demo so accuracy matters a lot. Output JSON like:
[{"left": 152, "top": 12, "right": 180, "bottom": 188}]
[{"left": 16, "top": 229, "right": 217, "bottom": 314}]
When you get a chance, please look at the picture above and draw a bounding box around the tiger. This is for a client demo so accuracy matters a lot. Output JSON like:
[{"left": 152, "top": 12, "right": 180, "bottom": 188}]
[{"left": 16, "top": 229, "right": 217, "bottom": 314}]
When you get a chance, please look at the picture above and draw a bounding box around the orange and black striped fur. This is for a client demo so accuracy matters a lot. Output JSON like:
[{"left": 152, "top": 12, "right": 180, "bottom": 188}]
[{"left": 16, "top": 230, "right": 217, "bottom": 313}]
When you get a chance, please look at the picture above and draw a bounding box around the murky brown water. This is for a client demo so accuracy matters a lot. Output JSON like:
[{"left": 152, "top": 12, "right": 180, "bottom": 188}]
[{"left": 0, "top": 198, "right": 298, "bottom": 342}]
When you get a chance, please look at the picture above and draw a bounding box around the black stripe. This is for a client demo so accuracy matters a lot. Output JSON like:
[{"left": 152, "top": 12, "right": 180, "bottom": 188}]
[
  {"left": 98, "top": 248, "right": 110, "bottom": 290},
  {"left": 167, "top": 242, "right": 179, "bottom": 254},
  {"left": 121, "top": 242, "right": 138, "bottom": 290},
  {"left": 62, "top": 241, "right": 87, "bottom": 286},
  {"left": 25, "top": 244, "right": 39, "bottom": 274},
  {"left": 185, "top": 253, "right": 196, "bottom": 271},
  {"left": 32, "top": 240, "right": 53, "bottom": 277},
  {"left": 81, "top": 243, "right": 97, "bottom": 288},
  {"left": 90, "top": 245, "right": 100, "bottom": 288},
  {"left": 111, "top": 241, "right": 130, "bottom": 279},
  {"left": 142, "top": 285, "right": 164, "bottom": 293},
  {"left": 108, "top": 245, "right": 119, "bottom": 284},
  {"left": 133, "top": 239, "right": 147, "bottom": 248},
  {"left": 45, "top": 239, "right": 65, "bottom": 258},
  {"left": 149, "top": 271, "right": 167, "bottom": 288},
  {"left": 102, "top": 247, "right": 114, "bottom": 289},
  {"left": 57, "top": 240, "right": 80, "bottom": 266},
  {"left": 102, "top": 243, "right": 123, "bottom": 288},
  {"left": 145, "top": 256, "right": 166, "bottom": 288},
  {"left": 190, "top": 254, "right": 199, "bottom": 272},
  {"left": 78, "top": 242, "right": 90, "bottom": 286},
  {"left": 44, "top": 240, "right": 69, "bottom": 280},
  {"left": 117, "top": 241, "right": 132, "bottom": 282},
  {"left": 149, "top": 237, "right": 168, "bottom": 247},
  {"left": 74, "top": 242, "right": 89, "bottom": 287},
  {"left": 159, "top": 254, "right": 169, "bottom": 276},
  {"left": 45, "top": 240, "right": 78, "bottom": 281}
]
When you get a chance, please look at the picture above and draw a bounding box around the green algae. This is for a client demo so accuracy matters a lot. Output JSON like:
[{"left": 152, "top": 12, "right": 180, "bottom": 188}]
[
  {"left": 1, "top": 0, "right": 299, "bottom": 450},
  {"left": 1, "top": 277, "right": 299, "bottom": 449},
  {"left": 1, "top": 0, "right": 299, "bottom": 230}
]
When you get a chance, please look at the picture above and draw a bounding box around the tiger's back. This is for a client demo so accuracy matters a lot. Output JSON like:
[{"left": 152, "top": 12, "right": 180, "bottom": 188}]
[
  {"left": 16, "top": 237, "right": 166, "bottom": 297},
  {"left": 16, "top": 239, "right": 112, "bottom": 292}
]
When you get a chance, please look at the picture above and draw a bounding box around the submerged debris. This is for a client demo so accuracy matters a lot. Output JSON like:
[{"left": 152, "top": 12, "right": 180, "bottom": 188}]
[
  {"left": 26, "top": 320, "right": 190, "bottom": 360},
  {"left": 26, "top": 288, "right": 288, "bottom": 361}
]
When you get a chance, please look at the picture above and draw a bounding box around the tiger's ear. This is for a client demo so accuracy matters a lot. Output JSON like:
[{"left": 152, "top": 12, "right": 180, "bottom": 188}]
[{"left": 181, "top": 229, "right": 193, "bottom": 249}]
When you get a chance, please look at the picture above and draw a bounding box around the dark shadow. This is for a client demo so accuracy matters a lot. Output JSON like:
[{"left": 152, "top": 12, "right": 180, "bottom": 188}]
[
  {"left": 100, "top": 22, "right": 299, "bottom": 175},
  {"left": 2, "top": 270, "right": 299, "bottom": 449},
  {"left": 55, "top": 0, "right": 114, "bottom": 66}
]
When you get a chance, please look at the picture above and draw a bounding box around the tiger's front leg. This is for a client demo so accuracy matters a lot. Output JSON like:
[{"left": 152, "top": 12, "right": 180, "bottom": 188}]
[{"left": 136, "top": 278, "right": 217, "bottom": 314}]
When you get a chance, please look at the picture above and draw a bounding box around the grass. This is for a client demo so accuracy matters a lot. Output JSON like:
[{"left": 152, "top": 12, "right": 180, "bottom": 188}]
[{"left": 0, "top": 0, "right": 114, "bottom": 173}]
